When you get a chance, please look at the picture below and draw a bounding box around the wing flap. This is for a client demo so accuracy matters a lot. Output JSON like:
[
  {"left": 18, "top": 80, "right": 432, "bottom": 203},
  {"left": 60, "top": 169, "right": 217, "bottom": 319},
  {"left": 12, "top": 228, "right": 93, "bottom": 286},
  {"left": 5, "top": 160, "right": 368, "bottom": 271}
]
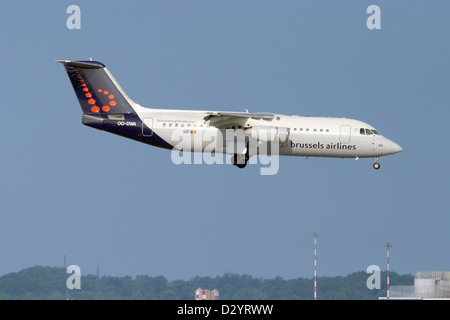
[{"left": 204, "top": 111, "right": 274, "bottom": 121}]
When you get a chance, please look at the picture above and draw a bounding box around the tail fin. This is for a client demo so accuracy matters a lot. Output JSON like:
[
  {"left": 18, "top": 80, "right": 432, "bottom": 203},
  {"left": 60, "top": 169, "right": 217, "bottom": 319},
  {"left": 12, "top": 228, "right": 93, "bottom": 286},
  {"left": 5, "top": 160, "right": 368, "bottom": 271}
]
[{"left": 57, "top": 60, "right": 136, "bottom": 115}]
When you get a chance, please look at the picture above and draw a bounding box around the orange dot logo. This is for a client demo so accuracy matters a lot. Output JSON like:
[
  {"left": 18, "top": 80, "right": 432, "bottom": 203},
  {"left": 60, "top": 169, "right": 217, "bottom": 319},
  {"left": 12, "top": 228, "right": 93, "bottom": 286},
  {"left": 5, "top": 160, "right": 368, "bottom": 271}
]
[
  {"left": 85, "top": 93, "right": 92, "bottom": 98},
  {"left": 93, "top": 88, "right": 117, "bottom": 113}
]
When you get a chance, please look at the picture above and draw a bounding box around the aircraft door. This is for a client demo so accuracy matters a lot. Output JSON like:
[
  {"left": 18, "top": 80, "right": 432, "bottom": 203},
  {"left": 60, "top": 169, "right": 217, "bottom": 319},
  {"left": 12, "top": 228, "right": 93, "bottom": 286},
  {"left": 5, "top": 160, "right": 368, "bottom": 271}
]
[
  {"left": 340, "top": 125, "right": 351, "bottom": 143},
  {"left": 142, "top": 118, "right": 153, "bottom": 136}
]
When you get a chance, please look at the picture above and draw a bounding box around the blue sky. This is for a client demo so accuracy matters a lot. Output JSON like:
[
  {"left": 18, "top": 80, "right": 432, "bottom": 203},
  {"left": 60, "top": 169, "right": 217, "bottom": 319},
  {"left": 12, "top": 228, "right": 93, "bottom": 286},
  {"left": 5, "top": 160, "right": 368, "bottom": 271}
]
[{"left": 1, "top": 1, "right": 449, "bottom": 282}]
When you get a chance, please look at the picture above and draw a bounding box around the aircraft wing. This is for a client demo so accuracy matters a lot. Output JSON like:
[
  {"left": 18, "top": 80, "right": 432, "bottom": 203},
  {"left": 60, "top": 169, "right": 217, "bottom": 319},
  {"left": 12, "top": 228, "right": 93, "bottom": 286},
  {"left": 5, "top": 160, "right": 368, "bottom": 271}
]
[{"left": 204, "top": 111, "right": 274, "bottom": 128}]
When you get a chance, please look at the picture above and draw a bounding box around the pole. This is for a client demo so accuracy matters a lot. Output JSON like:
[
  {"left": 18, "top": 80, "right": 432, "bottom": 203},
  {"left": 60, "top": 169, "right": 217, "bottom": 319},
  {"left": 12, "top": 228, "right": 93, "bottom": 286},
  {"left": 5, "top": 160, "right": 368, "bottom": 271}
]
[
  {"left": 384, "top": 243, "right": 392, "bottom": 300},
  {"left": 64, "top": 255, "right": 69, "bottom": 300},
  {"left": 313, "top": 233, "right": 319, "bottom": 300}
]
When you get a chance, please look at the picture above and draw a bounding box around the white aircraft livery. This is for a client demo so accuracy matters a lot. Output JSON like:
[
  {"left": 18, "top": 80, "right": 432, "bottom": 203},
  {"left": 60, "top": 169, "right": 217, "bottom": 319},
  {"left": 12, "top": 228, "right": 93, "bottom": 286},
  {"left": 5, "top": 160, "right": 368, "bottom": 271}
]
[{"left": 57, "top": 60, "right": 402, "bottom": 170}]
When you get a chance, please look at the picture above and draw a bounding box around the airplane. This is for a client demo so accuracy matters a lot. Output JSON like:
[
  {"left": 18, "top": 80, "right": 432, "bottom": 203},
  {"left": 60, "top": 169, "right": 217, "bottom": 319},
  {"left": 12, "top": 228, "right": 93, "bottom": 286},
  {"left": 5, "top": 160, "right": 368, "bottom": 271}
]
[{"left": 57, "top": 60, "right": 402, "bottom": 170}]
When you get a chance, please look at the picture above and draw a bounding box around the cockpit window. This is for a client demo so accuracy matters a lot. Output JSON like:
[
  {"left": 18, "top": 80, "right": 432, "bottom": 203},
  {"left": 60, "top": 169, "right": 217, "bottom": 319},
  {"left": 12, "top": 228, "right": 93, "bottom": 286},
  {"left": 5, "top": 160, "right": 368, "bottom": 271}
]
[
  {"left": 360, "top": 128, "right": 365, "bottom": 135},
  {"left": 372, "top": 129, "right": 380, "bottom": 135},
  {"left": 365, "top": 129, "right": 373, "bottom": 135}
]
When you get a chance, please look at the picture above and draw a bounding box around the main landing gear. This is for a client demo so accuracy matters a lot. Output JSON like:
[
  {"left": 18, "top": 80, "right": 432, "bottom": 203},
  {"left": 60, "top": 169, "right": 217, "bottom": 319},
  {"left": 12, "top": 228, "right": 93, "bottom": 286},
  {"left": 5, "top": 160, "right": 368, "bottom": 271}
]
[
  {"left": 231, "top": 142, "right": 250, "bottom": 169},
  {"left": 231, "top": 154, "right": 248, "bottom": 169},
  {"left": 373, "top": 157, "right": 381, "bottom": 170}
]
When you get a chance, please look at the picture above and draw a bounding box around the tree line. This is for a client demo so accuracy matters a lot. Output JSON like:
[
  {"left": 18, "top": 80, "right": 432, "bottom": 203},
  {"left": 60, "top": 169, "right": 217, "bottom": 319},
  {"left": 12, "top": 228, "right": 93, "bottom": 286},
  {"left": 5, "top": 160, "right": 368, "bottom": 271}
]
[{"left": 0, "top": 265, "right": 413, "bottom": 300}]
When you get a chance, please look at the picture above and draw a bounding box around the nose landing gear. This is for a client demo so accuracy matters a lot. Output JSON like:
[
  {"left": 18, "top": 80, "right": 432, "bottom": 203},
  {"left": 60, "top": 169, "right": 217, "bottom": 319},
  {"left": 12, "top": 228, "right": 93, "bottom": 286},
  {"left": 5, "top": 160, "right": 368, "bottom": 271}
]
[{"left": 373, "top": 157, "right": 381, "bottom": 170}]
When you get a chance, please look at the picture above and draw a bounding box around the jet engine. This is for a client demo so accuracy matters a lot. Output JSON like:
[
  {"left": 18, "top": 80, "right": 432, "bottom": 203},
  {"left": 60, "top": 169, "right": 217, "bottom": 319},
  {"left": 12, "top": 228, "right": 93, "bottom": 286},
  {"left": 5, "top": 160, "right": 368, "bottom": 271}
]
[{"left": 244, "top": 126, "right": 290, "bottom": 143}]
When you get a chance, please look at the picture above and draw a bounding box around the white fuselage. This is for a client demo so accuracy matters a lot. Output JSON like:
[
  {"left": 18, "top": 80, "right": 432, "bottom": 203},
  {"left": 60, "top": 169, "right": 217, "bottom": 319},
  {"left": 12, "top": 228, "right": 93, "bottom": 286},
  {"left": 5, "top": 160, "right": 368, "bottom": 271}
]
[{"left": 131, "top": 104, "right": 402, "bottom": 159}]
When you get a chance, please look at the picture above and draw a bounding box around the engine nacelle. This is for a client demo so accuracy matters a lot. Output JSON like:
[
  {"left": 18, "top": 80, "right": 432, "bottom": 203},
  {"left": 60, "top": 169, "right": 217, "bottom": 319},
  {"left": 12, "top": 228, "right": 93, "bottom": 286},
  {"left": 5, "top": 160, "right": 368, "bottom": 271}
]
[{"left": 244, "top": 126, "right": 290, "bottom": 143}]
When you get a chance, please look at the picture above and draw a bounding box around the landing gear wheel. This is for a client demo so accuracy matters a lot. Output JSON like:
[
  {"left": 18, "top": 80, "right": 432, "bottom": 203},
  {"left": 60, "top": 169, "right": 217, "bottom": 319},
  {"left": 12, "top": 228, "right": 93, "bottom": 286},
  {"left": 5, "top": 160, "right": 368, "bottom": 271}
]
[
  {"left": 373, "top": 162, "right": 381, "bottom": 170},
  {"left": 232, "top": 154, "right": 247, "bottom": 169}
]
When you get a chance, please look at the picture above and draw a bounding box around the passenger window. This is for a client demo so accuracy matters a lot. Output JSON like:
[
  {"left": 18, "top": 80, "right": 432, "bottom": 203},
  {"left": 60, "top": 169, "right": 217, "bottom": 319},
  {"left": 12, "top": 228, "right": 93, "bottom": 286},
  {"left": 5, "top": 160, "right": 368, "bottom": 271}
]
[
  {"left": 365, "top": 129, "right": 373, "bottom": 135},
  {"left": 360, "top": 128, "right": 365, "bottom": 135}
]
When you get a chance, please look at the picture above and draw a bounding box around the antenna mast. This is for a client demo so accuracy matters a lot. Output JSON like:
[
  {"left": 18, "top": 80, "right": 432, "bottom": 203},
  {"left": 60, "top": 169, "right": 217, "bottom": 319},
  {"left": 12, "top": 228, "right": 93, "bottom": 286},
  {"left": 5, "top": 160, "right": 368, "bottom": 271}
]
[
  {"left": 313, "top": 232, "right": 319, "bottom": 300},
  {"left": 384, "top": 243, "right": 393, "bottom": 300}
]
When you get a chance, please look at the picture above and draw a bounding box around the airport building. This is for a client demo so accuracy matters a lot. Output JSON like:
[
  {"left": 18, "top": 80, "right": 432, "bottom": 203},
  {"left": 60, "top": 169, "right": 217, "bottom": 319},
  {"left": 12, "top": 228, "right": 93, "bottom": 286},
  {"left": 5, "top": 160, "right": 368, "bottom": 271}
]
[
  {"left": 195, "top": 288, "right": 219, "bottom": 300},
  {"left": 382, "top": 271, "right": 450, "bottom": 300}
]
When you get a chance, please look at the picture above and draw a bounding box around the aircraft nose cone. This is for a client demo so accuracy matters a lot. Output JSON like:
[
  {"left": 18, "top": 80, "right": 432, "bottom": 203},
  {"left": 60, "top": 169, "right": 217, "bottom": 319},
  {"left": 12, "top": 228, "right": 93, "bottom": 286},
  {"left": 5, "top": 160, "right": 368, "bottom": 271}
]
[{"left": 388, "top": 140, "right": 402, "bottom": 154}]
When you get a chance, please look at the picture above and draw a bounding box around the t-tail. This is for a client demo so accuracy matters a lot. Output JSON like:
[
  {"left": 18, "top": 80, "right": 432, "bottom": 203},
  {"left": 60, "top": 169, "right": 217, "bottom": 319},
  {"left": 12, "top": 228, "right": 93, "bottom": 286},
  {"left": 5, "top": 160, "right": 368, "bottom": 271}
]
[
  {"left": 57, "top": 60, "right": 172, "bottom": 149},
  {"left": 56, "top": 60, "right": 137, "bottom": 116}
]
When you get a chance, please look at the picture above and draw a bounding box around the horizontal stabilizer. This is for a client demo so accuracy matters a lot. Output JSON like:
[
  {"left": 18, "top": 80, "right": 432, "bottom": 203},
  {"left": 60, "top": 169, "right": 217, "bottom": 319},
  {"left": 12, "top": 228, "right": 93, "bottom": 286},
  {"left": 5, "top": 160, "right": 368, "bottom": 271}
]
[{"left": 56, "top": 60, "right": 105, "bottom": 69}]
